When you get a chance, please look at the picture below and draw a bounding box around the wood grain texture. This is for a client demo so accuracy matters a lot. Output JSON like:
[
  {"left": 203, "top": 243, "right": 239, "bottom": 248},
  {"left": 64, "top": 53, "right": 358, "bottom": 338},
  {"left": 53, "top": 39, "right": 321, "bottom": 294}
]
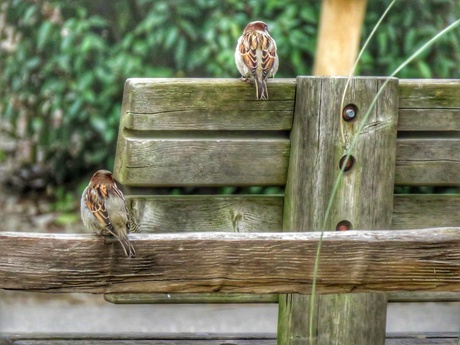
[
  {"left": 392, "top": 195, "right": 460, "bottom": 230},
  {"left": 0, "top": 333, "right": 276, "bottom": 345},
  {"left": 0, "top": 229, "right": 459, "bottom": 294},
  {"left": 387, "top": 291, "right": 460, "bottom": 303},
  {"left": 104, "top": 291, "right": 460, "bottom": 305},
  {"left": 395, "top": 138, "right": 460, "bottom": 186},
  {"left": 113, "top": 79, "right": 460, "bottom": 187},
  {"left": 118, "top": 135, "right": 290, "bottom": 187},
  {"left": 279, "top": 77, "right": 399, "bottom": 345},
  {"left": 118, "top": 136, "right": 460, "bottom": 187},
  {"left": 399, "top": 79, "right": 460, "bottom": 109},
  {"left": 398, "top": 109, "right": 460, "bottom": 131},
  {"left": 104, "top": 292, "right": 279, "bottom": 304},
  {"left": 121, "top": 78, "right": 296, "bottom": 131},
  {"left": 127, "top": 195, "right": 283, "bottom": 233},
  {"left": 124, "top": 194, "right": 460, "bottom": 233}
]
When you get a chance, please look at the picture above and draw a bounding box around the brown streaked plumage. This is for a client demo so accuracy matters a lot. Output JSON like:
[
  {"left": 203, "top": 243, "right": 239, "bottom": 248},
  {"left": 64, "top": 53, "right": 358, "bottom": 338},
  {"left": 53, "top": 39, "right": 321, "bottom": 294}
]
[
  {"left": 235, "top": 21, "right": 279, "bottom": 100},
  {"left": 81, "top": 170, "right": 136, "bottom": 257}
]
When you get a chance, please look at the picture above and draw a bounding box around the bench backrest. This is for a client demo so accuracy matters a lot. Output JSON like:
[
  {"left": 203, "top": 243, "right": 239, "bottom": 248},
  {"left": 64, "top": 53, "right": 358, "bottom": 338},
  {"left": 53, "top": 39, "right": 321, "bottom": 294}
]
[
  {"left": 114, "top": 78, "right": 460, "bottom": 233},
  {"left": 112, "top": 77, "right": 460, "bottom": 344}
]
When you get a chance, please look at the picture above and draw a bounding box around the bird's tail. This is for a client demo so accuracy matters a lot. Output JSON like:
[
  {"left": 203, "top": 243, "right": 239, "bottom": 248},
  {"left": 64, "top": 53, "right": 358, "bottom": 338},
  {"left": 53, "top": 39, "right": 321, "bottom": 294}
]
[
  {"left": 113, "top": 231, "right": 136, "bottom": 258},
  {"left": 255, "top": 78, "right": 268, "bottom": 100},
  {"left": 120, "top": 235, "right": 136, "bottom": 258}
]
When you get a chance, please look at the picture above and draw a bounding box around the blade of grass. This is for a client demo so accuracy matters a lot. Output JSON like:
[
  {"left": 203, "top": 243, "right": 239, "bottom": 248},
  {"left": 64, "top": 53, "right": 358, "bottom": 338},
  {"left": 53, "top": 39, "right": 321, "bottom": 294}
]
[
  {"left": 308, "top": 17, "right": 460, "bottom": 345},
  {"left": 339, "top": 0, "right": 397, "bottom": 141}
]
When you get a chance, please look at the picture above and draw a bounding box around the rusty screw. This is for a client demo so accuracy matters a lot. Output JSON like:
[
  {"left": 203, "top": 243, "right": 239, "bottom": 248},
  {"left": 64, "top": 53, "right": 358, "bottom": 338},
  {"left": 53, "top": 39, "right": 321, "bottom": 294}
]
[
  {"left": 336, "top": 220, "right": 352, "bottom": 231},
  {"left": 339, "top": 155, "right": 355, "bottom": 171}
]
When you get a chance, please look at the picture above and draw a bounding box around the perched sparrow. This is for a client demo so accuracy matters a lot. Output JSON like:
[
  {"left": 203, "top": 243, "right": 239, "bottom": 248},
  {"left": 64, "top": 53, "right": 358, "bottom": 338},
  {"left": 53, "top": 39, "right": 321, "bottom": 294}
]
[
  {"left": 235, "top": 21, "right": 279, "bottom": 100},
  {"left": 81, "top": 170, "right": 136, "bottom": 258}
]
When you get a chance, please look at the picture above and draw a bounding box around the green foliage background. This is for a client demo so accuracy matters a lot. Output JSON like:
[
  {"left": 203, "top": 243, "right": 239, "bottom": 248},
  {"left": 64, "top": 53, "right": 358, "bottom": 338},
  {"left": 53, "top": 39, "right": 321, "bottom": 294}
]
[{"left": 0, "top": 0, "right": 458, "bottom": 191}]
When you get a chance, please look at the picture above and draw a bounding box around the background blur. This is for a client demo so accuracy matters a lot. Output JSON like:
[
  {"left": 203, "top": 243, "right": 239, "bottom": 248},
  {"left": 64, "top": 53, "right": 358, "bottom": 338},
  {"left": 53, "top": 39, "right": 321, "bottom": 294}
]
[{"left": 0, "top": 0, "right": 459, "bottom": 335}]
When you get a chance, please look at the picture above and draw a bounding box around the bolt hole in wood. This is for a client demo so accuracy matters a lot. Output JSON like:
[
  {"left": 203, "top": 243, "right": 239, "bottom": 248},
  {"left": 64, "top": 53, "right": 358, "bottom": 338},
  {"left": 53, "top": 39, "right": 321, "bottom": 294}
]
[
  {"left": 336, "top": 220, "right": 352, "bottom": 231},
  {"left": 342, "top": 103, "right": 358, "bottom": 122},
  {"left": 338, "top": 154, "right": 355, "bottom": 171}
]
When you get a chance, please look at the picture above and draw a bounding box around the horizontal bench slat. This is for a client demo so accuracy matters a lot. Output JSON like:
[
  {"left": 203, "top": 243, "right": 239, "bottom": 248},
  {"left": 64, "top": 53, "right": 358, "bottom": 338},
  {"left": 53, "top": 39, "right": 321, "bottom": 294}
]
[
  {"left": 399, "top": 79, "right": 460, "bottom": 109},
  {"left": 2, "top": 333, "right": 459, "bottom": 345},
  {"left": 398, "top": 109, "right": 460, "bottom": 131},
  {"left": 392, "top": 195, "right": 460, "bottom": 230},
  {"left": 119, "top": 79, "right": 460, "bottom": 133},
  {"left": 0, "top": 229, "right": 458, "bottom": 294},
  {"left": 104, "top": 291, "right": 460, "bottom": 304},
  {"left": 119, "top": 136, "right": 289, "bottom": 186},
  {"left": 395, "top": 138, "right": 460, "bottom": 185},
  {"left": 3, "top": 333, "right": 458, "bottom": 345},
  {"left": 128, "top": 196, "right": 283, "bottom": 233},
  {"left": 125, "top": 194, "right": 460, "bottom": 233},
  {"left": 118, "top": 137, "right": 460, "bottom": 187},
  {"left": 122, "top": 78, "right": 296, "bottom": 131},
  {"left": 104, "top": 292, "right": 279, "bottom": 304},
  {"left": 0, "top": 333, "right": 277, "bottom": 345}
]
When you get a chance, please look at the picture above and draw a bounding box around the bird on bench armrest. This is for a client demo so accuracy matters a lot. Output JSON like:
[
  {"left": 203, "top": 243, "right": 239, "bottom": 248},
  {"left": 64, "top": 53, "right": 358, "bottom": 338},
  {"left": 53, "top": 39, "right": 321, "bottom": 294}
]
[{"left": 81, "top": 169, "right": 136, "bottom": 258}]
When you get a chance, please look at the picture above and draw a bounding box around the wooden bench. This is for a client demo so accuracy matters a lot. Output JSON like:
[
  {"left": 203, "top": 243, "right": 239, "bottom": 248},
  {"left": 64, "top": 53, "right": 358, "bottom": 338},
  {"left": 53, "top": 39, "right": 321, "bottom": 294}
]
[{"left": 1, "top": 77, "right": 459, "bottom": 345}]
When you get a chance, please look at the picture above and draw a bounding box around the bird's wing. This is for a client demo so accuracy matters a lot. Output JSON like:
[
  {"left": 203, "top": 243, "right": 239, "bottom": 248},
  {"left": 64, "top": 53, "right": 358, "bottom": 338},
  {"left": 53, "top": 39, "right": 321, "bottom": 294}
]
[
  {"left": 239, "top": 33, "right": 257, "bottom": 76},
  {"left": 239, "top": 32, "right": 276, "bottom": 80},
  {"left": 85, "top": 185, "right": 115, "bottom": 232},
  {"left": 261, "top": 36, "right": 277, "bottom": 79}
]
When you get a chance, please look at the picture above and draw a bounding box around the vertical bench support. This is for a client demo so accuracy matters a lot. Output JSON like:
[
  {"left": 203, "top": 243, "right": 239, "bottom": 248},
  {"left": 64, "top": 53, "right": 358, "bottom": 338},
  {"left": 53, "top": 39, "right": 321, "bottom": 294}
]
[{"left": 278, "top": 76, "right": 399, "bottom": 344}]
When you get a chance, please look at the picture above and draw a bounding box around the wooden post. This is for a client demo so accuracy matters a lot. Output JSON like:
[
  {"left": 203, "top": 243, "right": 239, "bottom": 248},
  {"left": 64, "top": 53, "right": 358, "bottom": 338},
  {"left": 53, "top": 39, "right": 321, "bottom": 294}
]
[
  {"left": 278, "top": 76, "right": 399, "bottom": 344},
  {"left": 313, "top": 0, "right": 368, "bottom": 75}
]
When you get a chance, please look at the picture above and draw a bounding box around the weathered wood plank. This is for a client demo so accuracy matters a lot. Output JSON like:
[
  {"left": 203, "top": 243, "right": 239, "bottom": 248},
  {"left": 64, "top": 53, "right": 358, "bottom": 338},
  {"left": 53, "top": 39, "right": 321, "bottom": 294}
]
[
  {"left": 399, "top": 80, "right": 460, "bottom": 109},
  {"left": 125, "top": 194, "right": 460, "bottom": 233},
  {"left": 117, "top": 136, "right": 460, "bottom": 187},
  {"left": 113, "top": 79, "right": 460, "bottom": 188},
  {"left": 104, "top": 293, "right": 279, "bottom": 304},
  {"left": 386, "top": 333, "right": 459, "bottom": 345},
  {"left": 127, "top": 195, "right": 283, "bottom": 233},
  {"left": 395, "top": 138, "right": 460, "bottom": 186},
  {"left": 118, "top": 79, "right": 460, "bottom": 122},
  {"left": 117, "top": 135, "right": 289, "bottom": 186},
  {"left": 392, "top": 195, "right": 460, "bottom": 230},
  {"left": 0, "top": 333, "right": 277, "bottom": 345},
  {"left": 0, "top": 229, "right": 459, "bottom": 294},
  {"left": 387, "top": 292, "right": 460, "bottom": 303},
  {"left": 104, "top": 291, "right": 460, "bottom": 304},
  {"left": 278, "top": 76, "right": 398, "bottom": 345},
  {"left": 121, "top": 78, "right": 296, "bottom": 131},
  {"left": 1, "top": 333, "right": 458, "bottom": 345},
  {"left": 398, "top": 109, "right": 460, "bottom": 131}
]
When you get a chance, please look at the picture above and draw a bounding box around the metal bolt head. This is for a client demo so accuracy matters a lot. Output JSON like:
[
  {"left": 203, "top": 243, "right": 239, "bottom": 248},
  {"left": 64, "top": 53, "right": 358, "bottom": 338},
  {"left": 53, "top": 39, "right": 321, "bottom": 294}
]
[
  {"left": 345, "top": 108, "right": 355, "bottom": 118},
  {"left": 342, "top": 104, "right": 358, "bottom": 122}
]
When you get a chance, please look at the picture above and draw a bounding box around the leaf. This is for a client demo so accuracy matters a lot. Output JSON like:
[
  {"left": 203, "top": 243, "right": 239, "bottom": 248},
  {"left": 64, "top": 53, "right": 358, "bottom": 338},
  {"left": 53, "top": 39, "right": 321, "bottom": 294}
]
[
  {"left": 37, "top": 21, "right": 53, "bottom": 50},
  {"left": 416, "top": 60, "right": 432, "bottom": 78}
]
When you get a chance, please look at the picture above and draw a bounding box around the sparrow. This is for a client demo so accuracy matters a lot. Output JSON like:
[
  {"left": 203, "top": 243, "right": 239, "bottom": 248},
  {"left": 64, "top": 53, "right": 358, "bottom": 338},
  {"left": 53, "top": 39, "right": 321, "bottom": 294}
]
[
  {"left": 81, "top": 170, "right": 136, "bottom": 257},
  {"left": 235, "top": 21, "right": 279, "bottom": 100}
]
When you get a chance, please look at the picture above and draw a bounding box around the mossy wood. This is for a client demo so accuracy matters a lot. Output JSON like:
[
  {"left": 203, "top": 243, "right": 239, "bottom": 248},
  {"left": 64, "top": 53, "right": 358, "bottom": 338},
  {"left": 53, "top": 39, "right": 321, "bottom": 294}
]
[{"left": 0, "top": 229, "right": 459, "bottom": 294}]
